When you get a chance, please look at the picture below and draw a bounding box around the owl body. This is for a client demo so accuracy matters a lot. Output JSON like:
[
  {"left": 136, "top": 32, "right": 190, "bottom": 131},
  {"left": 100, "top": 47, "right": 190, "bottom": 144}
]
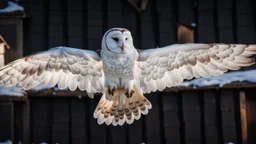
[{"left": 101, "top": 48, "right": 138, "bottom": 91}]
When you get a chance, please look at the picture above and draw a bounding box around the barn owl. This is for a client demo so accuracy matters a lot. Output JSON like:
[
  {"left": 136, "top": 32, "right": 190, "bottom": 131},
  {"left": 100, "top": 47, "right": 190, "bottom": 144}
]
[{"left": 0, "top": 28, "right": 255, "bottom": 126}]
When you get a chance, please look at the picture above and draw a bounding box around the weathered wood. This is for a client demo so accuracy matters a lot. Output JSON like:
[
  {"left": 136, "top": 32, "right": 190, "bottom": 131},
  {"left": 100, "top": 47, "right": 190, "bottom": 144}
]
[
  {"left": 145, "top": 93, "right": 161, "bottom": 144},
  {"left": 162, "top": 92, "right": 180, "bottom": 144},
  {"left": 52, "top": 98, "right": 70, "bottom": 144},
  {"left": 239, "top": 91, "right": 247, "bottom": 144},
  {"left": 220, "top": 90, "right": 237, "bottom": 144},
  {"left": 203, "top": 90, "right": 220, "bottom": 144},
  {"left": 0, "top": 102, "right": 13, "bottom": 142},
  {"left": 70, "top": 98, "right": 87, "bottom": 144},
  {"left": 30, "top": 98, "right": 52, "bottom": 143},
  {"left": 182, "top": 91, "right": 202, "bottom": 144},
  {"left": 89, "top": 97, "right": 108, "bottom": 144}
]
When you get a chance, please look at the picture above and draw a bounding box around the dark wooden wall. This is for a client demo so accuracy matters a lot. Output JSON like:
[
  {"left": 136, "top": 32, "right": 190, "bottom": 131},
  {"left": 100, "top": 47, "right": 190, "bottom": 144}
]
[
  {"left": 0, "top": 88, "right": 254, "bottom": 144},
  {"left": 15, "top": 0, "right": 256, "bottom": 56},
  {"left": 1, "top": 0, "right": 256, "bottom": 144}
]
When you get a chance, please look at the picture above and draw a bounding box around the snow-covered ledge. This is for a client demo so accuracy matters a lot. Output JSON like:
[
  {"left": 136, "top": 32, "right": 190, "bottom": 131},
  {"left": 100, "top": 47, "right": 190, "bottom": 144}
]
[
  {"left": 0, "top": 1, "right": 24, "bottom": 13},
  {"left": 180, "top": 69, "right": 256, "bottom": 88}
]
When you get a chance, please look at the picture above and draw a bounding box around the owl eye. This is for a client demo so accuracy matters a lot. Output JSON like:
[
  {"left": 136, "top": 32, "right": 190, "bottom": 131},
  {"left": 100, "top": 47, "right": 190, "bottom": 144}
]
[
  {"left": 112, "top": 37, "right": 119, "bottom": 42},
  {"left": 125, "top": 37, "right": 128, "bottom": 41}
]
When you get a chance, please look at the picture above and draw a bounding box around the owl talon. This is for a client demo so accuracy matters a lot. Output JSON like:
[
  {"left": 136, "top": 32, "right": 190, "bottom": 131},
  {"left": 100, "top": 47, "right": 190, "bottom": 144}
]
[
  {"left": 108, "top": 88, "right": 115, "bottom": 96},
  {"left": 125, "top": 89, "right": 134, "bottom": 98}
]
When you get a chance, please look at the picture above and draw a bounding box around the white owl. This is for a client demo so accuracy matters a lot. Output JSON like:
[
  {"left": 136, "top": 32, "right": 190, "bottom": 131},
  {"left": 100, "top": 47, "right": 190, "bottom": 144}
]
[{"left": 0, "top": 28, "right": 255, "bottom": 126}]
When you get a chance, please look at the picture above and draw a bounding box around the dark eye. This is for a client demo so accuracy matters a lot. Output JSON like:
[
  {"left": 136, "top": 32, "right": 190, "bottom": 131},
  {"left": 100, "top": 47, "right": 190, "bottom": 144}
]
[
  {"left": 112, "top": 37, "right": 119, "bottom": 42},
  {"left": 125, "top": 37, "right": 128, "bottom": 41}
]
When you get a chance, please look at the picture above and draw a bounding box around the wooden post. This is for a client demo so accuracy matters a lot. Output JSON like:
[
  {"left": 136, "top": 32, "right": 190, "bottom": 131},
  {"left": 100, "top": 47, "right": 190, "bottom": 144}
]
[
  {"left": 0, "top": 43, "right": 5, "bottom": 67},
  {"left": 239, "top": 91, "right": 247, "bottom": 144}
]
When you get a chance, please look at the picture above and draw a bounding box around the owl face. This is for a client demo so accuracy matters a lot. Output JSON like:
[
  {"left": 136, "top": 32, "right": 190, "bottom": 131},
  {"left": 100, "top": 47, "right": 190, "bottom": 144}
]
[{"left": 103, "top": 28, "right": 134, "bottom": 54}]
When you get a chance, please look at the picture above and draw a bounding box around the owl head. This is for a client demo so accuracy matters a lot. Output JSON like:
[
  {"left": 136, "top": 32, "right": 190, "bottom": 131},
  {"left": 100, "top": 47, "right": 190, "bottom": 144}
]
[{"left": 102, "top": 28, "right": 134, "bottom": 54}]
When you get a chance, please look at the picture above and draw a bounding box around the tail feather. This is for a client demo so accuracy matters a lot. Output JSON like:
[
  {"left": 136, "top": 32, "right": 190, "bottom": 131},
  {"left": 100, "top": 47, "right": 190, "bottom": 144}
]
[{"left": 94, "top": 87, "right": 152, "bottom": 126}]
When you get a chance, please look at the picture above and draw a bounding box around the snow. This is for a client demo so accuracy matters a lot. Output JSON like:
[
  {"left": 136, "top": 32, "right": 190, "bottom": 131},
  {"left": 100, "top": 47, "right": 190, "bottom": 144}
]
[
  {"left": 0, "top": 85, "right": 26, "bottom": 96},
  {"left": 0, "top": 140, "right": 12, "bottom": 144},
  {"left": 0, "top": 1, "right": 24, "bottom": 13},
  {"left": 180, "top": 70, "right": 256, "bottom": 87}
]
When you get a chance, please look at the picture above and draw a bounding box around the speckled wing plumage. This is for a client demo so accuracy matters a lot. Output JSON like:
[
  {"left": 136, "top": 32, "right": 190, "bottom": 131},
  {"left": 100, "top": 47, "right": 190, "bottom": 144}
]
[
  {"left": 0, "top": 47, "right": 104, "bottom": 97},
  {"left": 137, "top": 44, "right": 256, "bottom": 93}
]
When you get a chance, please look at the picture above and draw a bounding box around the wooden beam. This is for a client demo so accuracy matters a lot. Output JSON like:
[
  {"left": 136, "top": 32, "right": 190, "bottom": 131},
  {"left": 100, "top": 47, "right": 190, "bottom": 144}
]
[
  {"left": 25, "top": 81, "right": 256, "bottom": 98},
  {"left": 239, "top": 91, "right": 247, "bottom": 144}
]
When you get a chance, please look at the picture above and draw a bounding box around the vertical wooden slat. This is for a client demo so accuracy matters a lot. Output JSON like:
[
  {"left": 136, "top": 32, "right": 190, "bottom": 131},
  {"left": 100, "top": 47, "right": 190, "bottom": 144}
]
[
  {"left": 52, "top": 98, "right": 70, "bottom": 144},
  {"left": 157, "top": 0, "right": 176, "bottom": 46},
  {"left": 48, "top": 0, "right": 65, "bottom": 47},
  {"left": 23, "top": 99, "right": 30, "bottom": 144},
  {"left": 67, "top": 0, "right": 84, "bottom": 48},
  {"left": 107, "top": 0, "right": 124, "bottom": 29},
  {"left": 0, "top": 102, "right": 13, "bottom": 142},
  {"left": 145, "top": 93, "right": 161, "bottom": 144},
  {"left": 220, "top": 90, "right": 237, "bottom": 144},
  {"left": 162, "top": 92, "right": 180, "bottom": 144},
  {"left": 70, "top": 98, "right": 87, "bottom": 144},
  {"left": 178, "top": 0, "right": 196, "bottom": 25},
  {"left": 236, "top": 0, "right": 256, "bottom": 44},
  {"left": 203, "top": 90, "right": 220, "bottom": 144},
  {"left": 239, "top": 91, "right": 247, "bottom": 144},
  {"left": 217, "top": 0, "right": 234, "bottom": 43},
  {"left": 245, "top": 89, "right": 256, "bottom": 143},
  {"left": 110, "top": 126, "right": 127, "bottom": 144},
  {"left": 197, "top": 0, "right": 216, "bottom": 43},
  {"left": 87, "top": 0, "right": 104, "bottom": 50},
  {"left": 30, "top": 98, "right": 52, "bottom": 143},
  {"left": 127, "top": 115, "right": 144, "bottom": 144},
  {"left": 28, "top": 0, "right": 49, "bottom": 54},
  {"left": 182, "top": 91, "right": 202, "bottom": 144},
  {"left": 89, "top": 97, "right": 108, "bottom": 144},
  {"left": 14, "top": 102, "right": 24, "bottom": 144},
  {"left": 140, "top": 0, "right": 156, "bottom": 49}
]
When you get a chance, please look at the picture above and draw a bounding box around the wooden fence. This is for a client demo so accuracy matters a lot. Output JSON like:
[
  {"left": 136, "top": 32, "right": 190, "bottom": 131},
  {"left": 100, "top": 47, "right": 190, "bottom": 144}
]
[{"left": 0, "top": 82, "right": 256, "bottom": 144}]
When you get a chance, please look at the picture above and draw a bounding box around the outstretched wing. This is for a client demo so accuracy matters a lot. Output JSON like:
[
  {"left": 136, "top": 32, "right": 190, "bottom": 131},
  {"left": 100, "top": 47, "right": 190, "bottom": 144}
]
[
  {"left": 0, "top": 47, "right": 103, "bottom": 97},
  {"left": 137, "top": 44, "right": 256, "bottom": 93}
]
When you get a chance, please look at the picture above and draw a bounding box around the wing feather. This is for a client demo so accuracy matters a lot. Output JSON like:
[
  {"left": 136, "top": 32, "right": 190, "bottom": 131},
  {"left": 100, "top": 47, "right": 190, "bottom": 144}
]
[
  {"left": 0, "top": 47, "right": 104, "bottom": 96},
  {"left": 137, "top": 44, "right": 256, "bottom": 93}
]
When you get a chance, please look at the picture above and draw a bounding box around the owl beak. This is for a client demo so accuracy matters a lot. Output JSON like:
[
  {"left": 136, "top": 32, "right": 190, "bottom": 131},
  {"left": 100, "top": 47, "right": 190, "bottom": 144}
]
[{"left": 121, "top": 43, "right": 125, "bottom": 51}]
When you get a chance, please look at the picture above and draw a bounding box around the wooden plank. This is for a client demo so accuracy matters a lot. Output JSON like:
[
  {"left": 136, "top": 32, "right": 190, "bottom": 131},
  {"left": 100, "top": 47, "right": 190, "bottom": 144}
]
[
  {"left": 197, "top": 0, "right": 216, "bottom": 43},
  {"left": 52, "top": 98, "right": 70, "bottom": 144},
  {"left": 239, "top": 91, "right": 247, "bottom": 144},
  {"left": 145, "top": 93, "right": 161, "bottom": 144},
  {"left": 107, "top": 0, "right": 124, "bottom": 28},
  {"left": 178, "top": 0, "right": 196, "bottom": 25},
  {"left": 87, "top": 0, "right": 103, "bottom": 50},
  {"left": 182, "top": 91, "right": 201, "bottom": 144},
  {"left": 127, "top": 116, "right": 144, "bottom": 144},
  {"left": 220, "top": 90, "right": 237, "bottom": 144},
  {"left": 23, "top": 99, "right": 30, "bottom": 144},
  {"left": 13, "top": 102, "right": 24, "bottom": 144},
  {"left": 244, "top": 89, "right": 256, "bottom": 143},
  {"left": 162, "top": 92, "right": 180, "bottom": 144},
  {"left": 140, "top": 0, "right": 156, "bottom": 49},
  {"left": 203, "top": 91, "right": 220, "bottom": 144},
  {"left": 89, "top": 97, "right": 108, "bottom": 144},
  {"left": 30, "top": 98, "right": 52, "bottom": 143},
  {"left": 236, "top": 0, "right": 256, "bottom": 44},
  {"left": 0, "top": 102, "right": 13, "bottom": 142},
  {"left": 217, "top": 0, "right": 234, "bottom": 43},
  {"left": 70, "top": 98, "right": 87, "bottom": 144},
  {"left": 157, "top": 0, "right": 175, "bottom": 46},
  {"left": 110, "top": 126, "right": 127, "bottom": 144}
]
